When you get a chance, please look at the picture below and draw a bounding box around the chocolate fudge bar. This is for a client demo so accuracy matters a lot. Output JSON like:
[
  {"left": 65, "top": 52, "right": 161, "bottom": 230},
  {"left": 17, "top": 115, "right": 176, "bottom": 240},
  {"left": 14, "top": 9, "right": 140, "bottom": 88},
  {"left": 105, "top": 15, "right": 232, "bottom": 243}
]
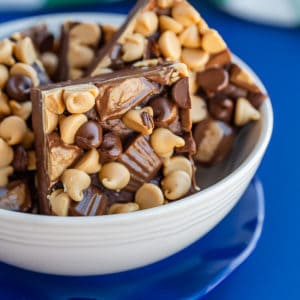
[
  {"left": 0, "top": 34, "right": 51, "bottom": 212},
  {"left": 32, "top": 62, "right": 197, "bottom": 216},
  {"left": 86, "top": 0, "right": 267, "bottom": 165},
  {"left": 56, "top": 21, "right": 117, "bottom": 81}
]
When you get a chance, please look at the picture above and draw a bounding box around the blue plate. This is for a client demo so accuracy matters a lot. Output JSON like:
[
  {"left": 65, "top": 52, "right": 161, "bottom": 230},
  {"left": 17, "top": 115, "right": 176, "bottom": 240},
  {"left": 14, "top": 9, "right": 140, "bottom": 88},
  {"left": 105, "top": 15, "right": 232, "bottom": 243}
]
[{"left": 0, "top": 177, "right": 264, "bottom": 300}]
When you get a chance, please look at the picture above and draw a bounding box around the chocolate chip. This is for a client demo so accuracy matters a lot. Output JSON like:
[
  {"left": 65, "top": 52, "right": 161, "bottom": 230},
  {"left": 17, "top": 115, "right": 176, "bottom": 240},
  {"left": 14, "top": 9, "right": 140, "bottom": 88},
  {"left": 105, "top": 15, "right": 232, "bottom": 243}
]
[
  {"left": 209, "top": 97, "right": 234, "bottom": 123},
  {"left": 12, "top": 145, "right": 28, "bottom": 172},
  {"left": 206, "top": 49, "right": 231, "bottom": 68},
  {"left": 222, "top": 83, "right": 247, "bottom": 99},
  {"left": 149, "top": 96, "right": 178, "bottom": 127},
  {"left": 69, "top": 185, "right": 108, "bottom": 216},
  {"left": 99, "top": 133, "right": 123, "bottom": 164},
  {"left": 75, "top": 121, "right": 103, "bottom": 150},
  {"left": 5, "top": 75, "right": 32, "bottom": 102},
  {"left": 247, "top": 92, "right": 267, "bottom": 109},
  {"left": 172, "top": 77, "right": 191, "bottom": 109},
  {"left": 0, "top": 180, "right": 31, "bottom": 212},
  {"left": 197, "top": 67, "right": 229, "bottom": 94}
]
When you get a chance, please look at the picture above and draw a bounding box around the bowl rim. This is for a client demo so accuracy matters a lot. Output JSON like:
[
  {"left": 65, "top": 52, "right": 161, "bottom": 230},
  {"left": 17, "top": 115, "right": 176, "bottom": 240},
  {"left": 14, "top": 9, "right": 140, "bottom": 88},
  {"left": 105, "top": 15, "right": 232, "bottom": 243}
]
[{"left": 0, "top": 12, "right": 274, "bottom": 224}]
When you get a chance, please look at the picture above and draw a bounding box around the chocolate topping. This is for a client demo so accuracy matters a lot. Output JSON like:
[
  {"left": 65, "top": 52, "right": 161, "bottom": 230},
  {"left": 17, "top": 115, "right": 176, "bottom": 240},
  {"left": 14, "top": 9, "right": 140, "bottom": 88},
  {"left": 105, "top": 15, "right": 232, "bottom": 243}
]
[
  {"left": 222, "top": 83, "right": 247, "bottom": 100},
  {"left": 179, "top": 108, "right": 192, "bottom": 132},
  {"left": 172, "top": 77, "right": 191, "bottom": 109},
  {"left": 206, "top": 49, "right": 231, "bottom": 68},
  {"left": 6, "top": 75, "right": 32, "bottom": 102},
  {"left": 197, "top": 67, "right": 229, "bottom": 94},
  {"left": 75, "top": 121, "right": 103, "bottom": 150}
]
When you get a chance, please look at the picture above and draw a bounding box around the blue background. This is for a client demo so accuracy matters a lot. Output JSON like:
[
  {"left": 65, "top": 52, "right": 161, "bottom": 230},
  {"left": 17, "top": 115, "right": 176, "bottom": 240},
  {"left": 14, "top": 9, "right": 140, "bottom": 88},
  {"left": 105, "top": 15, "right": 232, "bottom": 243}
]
[{"left": 0, "top": 1, "right": 298, "bottom": 299}]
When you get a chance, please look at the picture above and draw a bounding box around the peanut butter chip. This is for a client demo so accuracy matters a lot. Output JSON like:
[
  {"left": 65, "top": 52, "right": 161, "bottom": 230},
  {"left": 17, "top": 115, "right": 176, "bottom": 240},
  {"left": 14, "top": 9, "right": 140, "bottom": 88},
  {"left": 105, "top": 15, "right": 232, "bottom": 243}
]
[
  {"left": 135, "top": 183, "right": 164, "bottom": 209},
  {"left": 158, "top": 31, "right": 181, "bottom": 61}
]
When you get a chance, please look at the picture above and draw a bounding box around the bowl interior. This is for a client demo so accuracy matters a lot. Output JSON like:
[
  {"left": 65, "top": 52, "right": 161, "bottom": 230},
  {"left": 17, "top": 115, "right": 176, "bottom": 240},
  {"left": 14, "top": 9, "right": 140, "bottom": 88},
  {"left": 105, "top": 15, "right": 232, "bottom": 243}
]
[{"left": 0, "top": 13, "right": 273, "bottom": 219}]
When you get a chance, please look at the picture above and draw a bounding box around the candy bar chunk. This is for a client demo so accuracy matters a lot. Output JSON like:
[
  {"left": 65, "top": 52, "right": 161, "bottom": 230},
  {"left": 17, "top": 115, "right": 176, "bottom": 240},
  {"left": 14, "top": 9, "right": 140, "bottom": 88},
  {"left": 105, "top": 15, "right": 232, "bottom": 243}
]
[
  {"left": 32, "top": 62, "right": 194, "bottom": 215},
  {"left": 56, "top": 21, "right": 117, "bottom": 81},
  {"left": 118, "top": 135, "right": 162, "bottom": 192},
  {"left": 193, "top": 118, "right": 235, "bottom": 165},
  {"left": 68, "top": 185, "right": 108, "bottom": 216},
  {"left": 0, "top": 180, "right": 32, "bottom": 212}
]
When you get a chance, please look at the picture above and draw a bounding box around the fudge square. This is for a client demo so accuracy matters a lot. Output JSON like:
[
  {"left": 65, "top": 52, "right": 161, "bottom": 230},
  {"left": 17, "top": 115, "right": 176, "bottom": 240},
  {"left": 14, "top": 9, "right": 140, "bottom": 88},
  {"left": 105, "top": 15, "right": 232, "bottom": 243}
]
[{"left": 31, "top": 62, "right": 198, "bottom": 216}]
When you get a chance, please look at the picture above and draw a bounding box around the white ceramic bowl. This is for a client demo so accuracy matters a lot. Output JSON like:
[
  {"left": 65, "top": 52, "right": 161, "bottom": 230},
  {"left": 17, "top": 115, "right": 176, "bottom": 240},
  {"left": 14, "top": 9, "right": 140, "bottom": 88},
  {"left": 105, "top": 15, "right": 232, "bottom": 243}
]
[{"left": 0, "top": 13, "right": 273, "bottom": 276}]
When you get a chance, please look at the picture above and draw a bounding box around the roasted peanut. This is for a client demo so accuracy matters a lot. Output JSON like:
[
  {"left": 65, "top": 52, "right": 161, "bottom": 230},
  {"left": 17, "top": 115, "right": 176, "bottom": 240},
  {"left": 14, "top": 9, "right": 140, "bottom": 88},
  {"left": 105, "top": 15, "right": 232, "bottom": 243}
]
[
  {"left": 172, "top": 1, "right": 201, "bottom": 26},
  {"left": 157, "top": 0, "right": 174, "bottom": 8},
  {"left": 188, "top": 71, "right": 197, "bottom": 95},
  {"left": 9, "top": 100, "right": 32, "bottom": 120},
  {"left": 181, "top": 48, "right": 209, "bottom": 71},
  {"left": 162, "top": 170, "right": 191, "bottom": 200},
  {"left": 135, "top": 11, "right": 158, "bottom": 37},
  {"left": 69, "top": 22, "right": 101, "bottom": 47},
  {"left": 0, "top": 138, "right": 14, "bottom": 168},
  {"left": 179, "top": 25, "right": 201, "bottom": 48},
  {"left": 150, "top": 128, "right": 185, "bottom": 158},
  {"left": 198, "top": 17, "right": 209, "bottom": 34},
  {"left": 21, "top": 130, "right": 34, "bottom": 149},
  {"left": 0, "top": 166, "right": 13, "bottom": 187},
  {"left": 0, "top": 116, "right": 27, "bottom": 145},
  {"left": 122, "top": 106, "right": 154, "bottom": 135},
  {"left": 0, "top": 64, "right": 9, "bottom": 88},
  {"left": 135, "top": 183, "right": 164, "bottom": 209},
  {"left": 122, "top": 33, "right": 145, "bottom": 62},
  {"left": 163, "top": 156, "right": 193, "bottom": 178},
  {"left": 48, "top": 189, "right": 71, "bottom": 216},
  {"left": 43, "top": 89, "right": 64, "bottom": 114},
  {"left": 133, "top": 59, "right": 159, "bottom": 68},
  {"left": 191, "top": 95, "right": 207, "bottom": 123},
  {"left": 158, "top": 30, "right": 181, "bottom": 61},
  {"left": 75, "top": 148, "right": 101, "bottom": 174},
  {"left": 159, "top": 15, "right": 183, "bottom": 34},
  {"left": 68, "top": 42, "right": 94, "bottom": 69},
  {"left": 108, "top": 202, "right": 139, "bottom": 214},
  {"left": 10, "top": 63, "right": 39, "bottom": 87},
  {"left": 41, "top": 52, "right": 58, "bottom": 76},
  {"left": 0, "top": 91, "right": 11, "bottom": 116},
  {"left": 64, "top": 91, "right": 96, "bottom": 114},
  {"left": 234, "top": 97, "right": 260, "bottom": 126},
  {"left": 202, "top": 29, "right": 227, "bottom": 54},
  {"left": 61, "top": 169, "right": 91, "bottom": 202},
  {"left": 59, "top": 114, "right": 88, "bottom": 144},
  {"left": 0, "top": 39, "right": 15, "bottom": 66},
  {"left": 27, "top": 150, "right": 36, "bottom": 171},
  {"left": 99, "top": 162, "right": 130, "bottom": 191},
  {"left": 44, "top": 109, "right": 59, "bottom": 134},
  {"left": 69, "top": 68, "right": 84, "bottom": 80},
  {"left": 14, "top": 37, "right": 37, "bottom": 64}
]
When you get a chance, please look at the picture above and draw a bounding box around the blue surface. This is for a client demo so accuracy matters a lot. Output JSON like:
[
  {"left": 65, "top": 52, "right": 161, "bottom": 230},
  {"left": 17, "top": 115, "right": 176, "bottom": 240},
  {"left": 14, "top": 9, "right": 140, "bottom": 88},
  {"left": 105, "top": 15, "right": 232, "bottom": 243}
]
[
  {"left": 0, "top": 1, "right": 298, "bottom": 299},
  {"left": 0, "top": 178, "right": 264, "bottom": 300}
]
